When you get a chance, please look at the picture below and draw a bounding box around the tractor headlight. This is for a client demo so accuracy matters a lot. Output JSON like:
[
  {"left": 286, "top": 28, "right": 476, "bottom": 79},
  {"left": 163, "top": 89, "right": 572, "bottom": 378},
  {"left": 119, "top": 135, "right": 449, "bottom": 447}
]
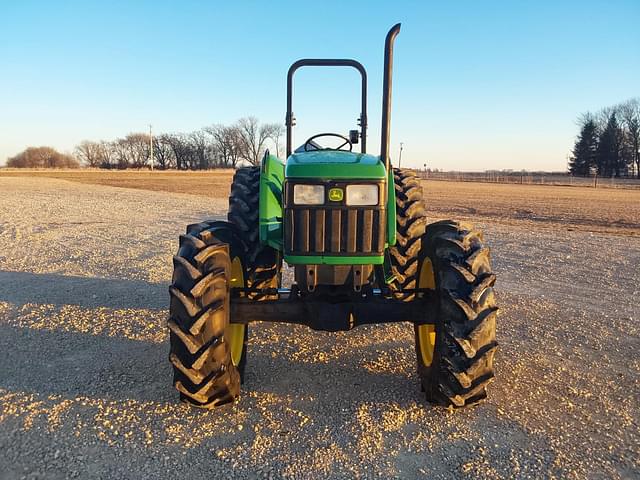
[
  {"left": 346, "top": 184, "right": 379, "bottom": 206},
  {"left": 293, "top": 184, "right": 325, "bottom": 205}
]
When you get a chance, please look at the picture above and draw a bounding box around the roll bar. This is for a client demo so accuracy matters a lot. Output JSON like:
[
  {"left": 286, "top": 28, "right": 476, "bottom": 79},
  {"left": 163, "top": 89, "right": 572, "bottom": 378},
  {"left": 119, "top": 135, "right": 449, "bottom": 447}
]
[
  {"left": 284, "top": 23, "right": 401, "bottom": 169},
  {"left": 286, "top": 59, "right": 368, "bottom": 157}
]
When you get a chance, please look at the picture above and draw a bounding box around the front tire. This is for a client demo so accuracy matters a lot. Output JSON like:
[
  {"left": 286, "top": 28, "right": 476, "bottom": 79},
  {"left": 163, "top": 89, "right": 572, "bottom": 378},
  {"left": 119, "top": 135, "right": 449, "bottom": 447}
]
[
  {"left": 415, "top": 220, "right": 498, "bottom": 407},
  {"left": 168, "top": 222, "right": 246, "bottom": 408}
]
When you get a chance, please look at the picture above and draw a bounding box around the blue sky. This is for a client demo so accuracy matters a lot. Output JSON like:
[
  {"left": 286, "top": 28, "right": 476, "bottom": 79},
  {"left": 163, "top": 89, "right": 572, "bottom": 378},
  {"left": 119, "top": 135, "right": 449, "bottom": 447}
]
[{"left": 1, "top": 0, "right": 638, "bottom": 170}]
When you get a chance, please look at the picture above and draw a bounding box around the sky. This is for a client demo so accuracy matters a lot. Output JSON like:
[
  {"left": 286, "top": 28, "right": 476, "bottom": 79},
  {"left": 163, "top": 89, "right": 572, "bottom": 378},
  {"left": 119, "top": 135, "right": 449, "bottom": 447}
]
[{"left": 0, "top": 0, "right": 638, "bottom": 171}]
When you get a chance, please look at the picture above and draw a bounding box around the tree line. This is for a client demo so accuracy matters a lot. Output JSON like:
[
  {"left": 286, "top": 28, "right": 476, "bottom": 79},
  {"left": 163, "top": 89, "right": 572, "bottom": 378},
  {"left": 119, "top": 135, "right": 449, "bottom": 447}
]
[
  {"left": 569, "top": 98, "right": 640, "bottom": 178},
  {"left": 75, "top": 117, "right": 283, "bottom": 169},
  {"left": 6, "top": 117, "right": 282, "bottom": 169}
]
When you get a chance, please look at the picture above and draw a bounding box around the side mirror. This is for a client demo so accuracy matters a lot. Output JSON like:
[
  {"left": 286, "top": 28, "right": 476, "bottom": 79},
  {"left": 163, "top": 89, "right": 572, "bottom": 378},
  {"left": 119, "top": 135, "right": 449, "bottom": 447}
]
[{"left": 349, "top": 130, "right": 359, "bottom": 144}]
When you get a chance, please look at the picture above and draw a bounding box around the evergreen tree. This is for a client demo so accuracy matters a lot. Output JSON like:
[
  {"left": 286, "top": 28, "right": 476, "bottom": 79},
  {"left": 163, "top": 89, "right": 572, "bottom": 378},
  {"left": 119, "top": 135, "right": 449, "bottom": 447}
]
[
  {"left": 569, "top": 119, "right": 598, "bottom": 176},
  {"left": 596, "top": 113, "right": 621, "bottom": 177},
  {"left": 571, "top": 99, "right": 640, "bottom": 178}
]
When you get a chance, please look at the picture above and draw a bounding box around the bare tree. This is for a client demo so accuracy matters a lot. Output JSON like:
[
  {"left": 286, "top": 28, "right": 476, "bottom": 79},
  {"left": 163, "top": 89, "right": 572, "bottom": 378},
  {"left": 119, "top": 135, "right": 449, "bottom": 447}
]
[
  {"left": 594, "top": 106, "right": 615, "bottom": 133},
  {"left": 620, "top": 98, "right": 640, "bottom": 178},
  {"left": 205, "top": 124, "right": 225, "bottom": 167},
  {"left": 110, "top": 138, "right": 129, "bottom": 169},
  {"left": 122, "top": 133, "right": 151, "bottom": 168},
  {"left": 237, "top": 117, "right": 281, "bottom": 165},
  {"left": 74, "top": 140, "right": 102, "bottom": 167},
  {"left": 189, "top": 130, "right": 212, "bottom": 170},
  {"left": 163, "top": 133, "right": 192, "bottom": 170},
  {"left": 7, "top": 147, "right": 79, "bottom": 168},
  {"left": 205, "top": 124, "right": 244, "bottom": 168},
  {"left": 226, "top": 126, "right": 244, "bottom": 168},
  {"left": 269, "top": 124, "right": 285, "bottom": 158},
  {"left": 97, "top": 140, "right": 116, "bottom": 168},
  {"left": 153, "top": 134, "right": 176, "bottom": 170}
]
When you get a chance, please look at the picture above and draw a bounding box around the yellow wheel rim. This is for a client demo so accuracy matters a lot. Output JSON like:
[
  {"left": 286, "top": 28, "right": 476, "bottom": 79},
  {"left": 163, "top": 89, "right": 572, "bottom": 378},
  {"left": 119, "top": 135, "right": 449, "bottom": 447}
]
[
  {"left": 417, "top": 258, "right": 436, "bottom": 367},
  {"left": 226, "top": 256, "right": 246, "bottom": 367}
]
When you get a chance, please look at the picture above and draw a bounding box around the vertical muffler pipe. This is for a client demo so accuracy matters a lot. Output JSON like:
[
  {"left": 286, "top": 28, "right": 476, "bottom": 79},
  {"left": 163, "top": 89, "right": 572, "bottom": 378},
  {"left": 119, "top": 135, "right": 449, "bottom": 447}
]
[{"left": 380, "top": 23, "right": 401, "bottom": 173}]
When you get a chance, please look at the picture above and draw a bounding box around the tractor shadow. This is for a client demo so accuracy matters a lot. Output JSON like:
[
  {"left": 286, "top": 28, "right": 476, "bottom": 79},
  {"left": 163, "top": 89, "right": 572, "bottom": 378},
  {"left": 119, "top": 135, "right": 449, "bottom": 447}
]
[
  {"left": 0, "top": 324, "right": 173, "bottom": 404},
  {"left": 245, "top": 350, "right": 428, "bottom": 409},
  {"left": 0, "top": 269, "right": 172, "bottom": 404},
  {"left": 0, "top": 321, "right": 425, "bottom": 409},
  {"left": 0, "top": 272, "right": 563, "bottom": 478},
  {"left": 0, "top": 270, "right": 167, "bottom": 310},
  {"left": 0, "top": 269, "right": 424, "bottom": 409}
]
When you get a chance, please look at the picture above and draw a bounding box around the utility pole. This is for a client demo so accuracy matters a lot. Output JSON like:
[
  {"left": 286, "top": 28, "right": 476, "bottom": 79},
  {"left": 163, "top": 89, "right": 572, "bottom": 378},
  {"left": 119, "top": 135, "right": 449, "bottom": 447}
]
[
  {"left": 149, "top": 124, "right": 154, "bottom": 171},
  {"left": 398, "top": 142, "right": 403, "bottom": 168}
]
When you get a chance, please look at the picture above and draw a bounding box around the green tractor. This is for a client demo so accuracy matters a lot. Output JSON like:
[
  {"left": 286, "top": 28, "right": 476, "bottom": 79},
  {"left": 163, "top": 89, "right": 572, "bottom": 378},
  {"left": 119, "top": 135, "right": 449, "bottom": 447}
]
[{"left": 168, "top": 24, "right": 497, "bottom": 409}]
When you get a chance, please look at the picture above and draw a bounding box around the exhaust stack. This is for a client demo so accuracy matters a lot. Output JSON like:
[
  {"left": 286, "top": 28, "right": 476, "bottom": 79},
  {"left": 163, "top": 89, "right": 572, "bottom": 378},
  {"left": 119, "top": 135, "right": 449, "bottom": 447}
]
[{"left": 380, "top": 23, "right": 401, "bottom": 172}]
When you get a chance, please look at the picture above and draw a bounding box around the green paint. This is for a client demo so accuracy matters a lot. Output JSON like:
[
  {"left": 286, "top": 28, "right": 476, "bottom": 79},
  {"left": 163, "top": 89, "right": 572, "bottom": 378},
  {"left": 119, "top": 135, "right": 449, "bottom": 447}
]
[
  {"left": 259, "top": 154, "right": 285, "bottom": 250},
  {"left": 284, "top": 254, "right": 384, "bottom": 265},
  {"left": 259, "top": 150, "right": 397, "bottom": 268},
  {"left": 382, "top": 250, "right": 396, "bottom": 284},
  {"left": 285, "top": 151, "right": 386, "bottom": 179},
  {"left": 386, "top": 166, "right": 396, "bottom": 246}
]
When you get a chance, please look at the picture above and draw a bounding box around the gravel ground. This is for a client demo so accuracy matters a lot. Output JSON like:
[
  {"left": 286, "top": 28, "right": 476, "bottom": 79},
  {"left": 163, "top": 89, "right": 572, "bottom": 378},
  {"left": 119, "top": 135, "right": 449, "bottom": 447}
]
[{"left": 0, "top": 177, "right": 638, "bottom": 479}]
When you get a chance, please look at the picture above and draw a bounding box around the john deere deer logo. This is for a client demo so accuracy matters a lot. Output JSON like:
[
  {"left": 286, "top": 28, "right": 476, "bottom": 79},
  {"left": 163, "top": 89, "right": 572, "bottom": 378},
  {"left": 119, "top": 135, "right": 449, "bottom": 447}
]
[{"left": 328, "top": 188, "right": 343, "bottom": 202}]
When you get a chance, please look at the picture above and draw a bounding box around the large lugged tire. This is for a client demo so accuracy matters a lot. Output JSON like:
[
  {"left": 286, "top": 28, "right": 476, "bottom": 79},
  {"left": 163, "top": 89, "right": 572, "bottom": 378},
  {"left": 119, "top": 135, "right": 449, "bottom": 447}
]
[
  {"left": 228, "top": 167, "right": 280, "bottom": 300},
  {"left": 168, "top": 222, "right": 244, "bottom": 408},
  {"left": 389, "top": 168, "right": 428, "bottom": 300},
  {"left": 415, "top": 220, "right": 498, "bottom": 407}
]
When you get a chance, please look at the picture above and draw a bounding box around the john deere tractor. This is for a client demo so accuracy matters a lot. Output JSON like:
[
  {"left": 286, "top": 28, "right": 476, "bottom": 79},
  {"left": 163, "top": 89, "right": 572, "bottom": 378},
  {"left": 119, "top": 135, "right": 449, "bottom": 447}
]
[{"left": 168, "top": 24, "right": 497, "bottom": 409}]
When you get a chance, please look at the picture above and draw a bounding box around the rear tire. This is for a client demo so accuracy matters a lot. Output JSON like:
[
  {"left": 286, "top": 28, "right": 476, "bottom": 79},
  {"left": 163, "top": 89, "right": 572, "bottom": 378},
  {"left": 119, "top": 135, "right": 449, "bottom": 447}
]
[
  {"left": 415, "top": 220, "right": 498, "bottom": 407},
  {"left": 389, "top": 168, "right": 428, "bottom": 300},
  {"left": 228, "top": 166, "right": 280, "bottom": 300}
]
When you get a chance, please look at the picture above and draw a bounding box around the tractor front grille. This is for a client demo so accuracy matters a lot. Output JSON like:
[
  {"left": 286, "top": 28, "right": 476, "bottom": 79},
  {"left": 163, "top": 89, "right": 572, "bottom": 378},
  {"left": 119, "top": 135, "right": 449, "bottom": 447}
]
[{"left": 284, "top": 181, "right": 386, "bottom": 256}]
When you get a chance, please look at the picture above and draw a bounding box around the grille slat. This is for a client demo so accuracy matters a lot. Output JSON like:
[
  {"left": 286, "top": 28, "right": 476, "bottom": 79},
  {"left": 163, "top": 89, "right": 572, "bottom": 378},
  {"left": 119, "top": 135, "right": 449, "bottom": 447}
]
[
  {"left": 331, "top": 210, "right": 341, "bottom": 252},
  {"left": 296, "top": 209, "right": 310, "bottom": 252},
  {"left": 346, "top": 210, "right": 357, "bottom": 253},
  {"left": 375, "top": 210, "right": 385, "bottom": 252},
  {"left": 314, "top": 210, "right": 325, "bottom": 253},
  {"left": 362, "top": 209, "right": 373, "bottom": 253}
]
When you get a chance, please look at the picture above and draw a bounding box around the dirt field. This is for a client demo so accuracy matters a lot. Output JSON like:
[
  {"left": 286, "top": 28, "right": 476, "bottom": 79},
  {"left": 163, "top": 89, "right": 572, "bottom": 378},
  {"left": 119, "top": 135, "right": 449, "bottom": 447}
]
[
  {"left": 0, "top": 171, "right": 638, "bottom": 479},
  {"left": 0, "top": 169, "right": 236, "bottom": 198},
  {"left": 3, "top": 169, "right": 638, "bottom": 236}
]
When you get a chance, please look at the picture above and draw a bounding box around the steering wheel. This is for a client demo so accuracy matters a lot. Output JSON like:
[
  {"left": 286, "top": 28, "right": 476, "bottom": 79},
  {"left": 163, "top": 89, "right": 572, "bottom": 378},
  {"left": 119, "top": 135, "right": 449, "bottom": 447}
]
[{"left": 304, "top": 133, "right": 353, "bottom": 152}]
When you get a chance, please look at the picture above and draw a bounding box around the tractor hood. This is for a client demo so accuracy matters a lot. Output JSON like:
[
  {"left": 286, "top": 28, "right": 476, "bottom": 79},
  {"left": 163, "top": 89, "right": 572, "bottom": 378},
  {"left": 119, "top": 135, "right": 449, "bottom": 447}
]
[{"left": 285, "top": 150, "right": 386, "bottom": 179}]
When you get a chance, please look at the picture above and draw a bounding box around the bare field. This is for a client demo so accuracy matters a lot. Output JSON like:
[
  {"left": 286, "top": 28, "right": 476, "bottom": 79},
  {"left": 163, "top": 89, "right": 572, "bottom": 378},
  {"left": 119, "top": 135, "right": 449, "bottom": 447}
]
[
  {"left": 0, "top": 169, "right": 236, "bottom": 198},
  {"left": 421, "top": 180, "right": 640, "bottom": 236},
  {"left": 0, "top": 173, "right": 638, "bottom": 479},
  {"left": 2, "top": 169, "right": 639, "bottom": 236}
]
